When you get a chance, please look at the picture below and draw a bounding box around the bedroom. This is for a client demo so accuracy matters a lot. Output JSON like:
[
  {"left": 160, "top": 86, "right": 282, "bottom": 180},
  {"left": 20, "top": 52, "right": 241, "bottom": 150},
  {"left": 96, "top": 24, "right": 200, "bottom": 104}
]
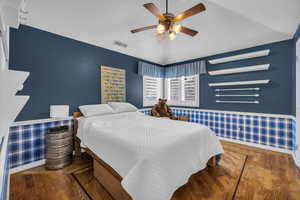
[{"left": 0, "top": 0, "right": 300, "bottom": 199}]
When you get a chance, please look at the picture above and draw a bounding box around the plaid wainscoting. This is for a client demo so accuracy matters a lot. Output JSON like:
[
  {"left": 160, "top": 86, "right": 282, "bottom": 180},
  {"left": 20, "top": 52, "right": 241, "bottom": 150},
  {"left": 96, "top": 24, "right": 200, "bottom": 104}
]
[
  {"left": 139, "top": 108, "right": 296, "bottom": 151},
  {"left": 7, "top": 109, "right": 296, "bottom": 169},
  {"left": 8, "top": 120, "right": 72, "bottom": 169}
]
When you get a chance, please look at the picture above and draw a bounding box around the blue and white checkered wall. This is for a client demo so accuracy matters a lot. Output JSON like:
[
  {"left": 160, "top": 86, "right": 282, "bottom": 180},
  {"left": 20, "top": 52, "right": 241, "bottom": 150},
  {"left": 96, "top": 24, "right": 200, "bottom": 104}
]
[
  {"left": 140, "top": 108, "right": 296, "bottom": 151},
  {"left": 7, "top": 108, "right": 296, "bottom": 169},
  {"left": 8, "top": 120, "right": 72, "bottom": 169}
]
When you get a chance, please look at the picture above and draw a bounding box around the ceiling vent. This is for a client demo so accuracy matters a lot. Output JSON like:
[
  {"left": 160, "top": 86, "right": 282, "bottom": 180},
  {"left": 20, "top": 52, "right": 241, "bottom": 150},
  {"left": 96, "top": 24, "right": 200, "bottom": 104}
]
[{"left": 114, "top": 41, "right": 128, "bottom": 48}]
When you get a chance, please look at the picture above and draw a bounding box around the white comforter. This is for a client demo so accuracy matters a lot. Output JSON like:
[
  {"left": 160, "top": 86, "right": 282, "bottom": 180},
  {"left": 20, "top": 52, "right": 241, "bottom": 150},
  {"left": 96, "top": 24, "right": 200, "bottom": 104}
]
[{"left": 77, "top": 112, "right": 224, "bottom": 200}]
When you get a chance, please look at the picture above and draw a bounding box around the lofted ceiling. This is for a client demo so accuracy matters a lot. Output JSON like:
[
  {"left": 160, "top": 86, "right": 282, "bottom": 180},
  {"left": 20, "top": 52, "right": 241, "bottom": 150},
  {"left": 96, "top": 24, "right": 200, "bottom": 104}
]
[{"left": 25, "top": 0, "right": 300, "bottom": 65}]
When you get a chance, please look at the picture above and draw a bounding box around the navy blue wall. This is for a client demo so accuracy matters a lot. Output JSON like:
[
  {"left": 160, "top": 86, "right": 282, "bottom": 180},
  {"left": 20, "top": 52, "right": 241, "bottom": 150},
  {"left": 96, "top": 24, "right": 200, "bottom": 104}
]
[
  {"left": 10, "top": 25, "right": 296, "bottom": 121},
  {"left": 293, "top": 24, "right": 300, "bottom": 115},
  {"left": 166, "top": 39, "right": 295, "bottom": 115},
  {"left": 10, "top": 25, "right": 160, "bottom": 121}
]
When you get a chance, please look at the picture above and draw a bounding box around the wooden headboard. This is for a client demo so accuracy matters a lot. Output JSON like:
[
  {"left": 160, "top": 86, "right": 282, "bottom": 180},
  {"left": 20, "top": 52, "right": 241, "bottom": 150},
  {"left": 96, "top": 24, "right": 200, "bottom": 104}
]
[
  {"left": 73, "top": 112, "right": 83, "bottom": 118},
  {"left": 72, "top": 112, "right": 84, "bottom": 157},
  {"left": 72, "top": 112, "right": 83, "bottom": 135}
]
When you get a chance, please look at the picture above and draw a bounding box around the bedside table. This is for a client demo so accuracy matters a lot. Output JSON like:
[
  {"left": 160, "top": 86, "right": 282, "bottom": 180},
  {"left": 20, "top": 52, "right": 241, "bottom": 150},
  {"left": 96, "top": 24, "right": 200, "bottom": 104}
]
[
  {"left": 178, "top": 116, "right": 189, "bottom": 122},
  {"left": 45, "top": 126, "right": 73, "bottom": 170}
]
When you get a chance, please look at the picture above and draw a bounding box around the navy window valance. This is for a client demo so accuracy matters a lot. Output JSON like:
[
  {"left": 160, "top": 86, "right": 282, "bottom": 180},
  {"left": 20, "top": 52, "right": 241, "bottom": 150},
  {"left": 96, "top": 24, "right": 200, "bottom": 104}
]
[
  {"left": 165, "top": 60, "right": 206, "bottom": 78},
  {"left": 138, "top": 62, "right": 165, "bottom": 78},
  {"left": 138, "top": 60, "right": 206, "bottom": 78}
]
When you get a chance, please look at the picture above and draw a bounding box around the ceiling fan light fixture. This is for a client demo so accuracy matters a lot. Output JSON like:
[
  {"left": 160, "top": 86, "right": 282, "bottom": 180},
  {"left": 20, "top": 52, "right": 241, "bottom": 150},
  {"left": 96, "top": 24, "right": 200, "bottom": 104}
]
[
  {"left": 173, "top": 24, "right": 182, "bottom": 33},
  {"left": 157, "top": 24, "right": 166, "bottom": 34},
  {"left": 169, "top": 31, "right": 176, "bottom": 40},
  {"left": 131, "top": 1, "right": 205, "bottom": 39}
]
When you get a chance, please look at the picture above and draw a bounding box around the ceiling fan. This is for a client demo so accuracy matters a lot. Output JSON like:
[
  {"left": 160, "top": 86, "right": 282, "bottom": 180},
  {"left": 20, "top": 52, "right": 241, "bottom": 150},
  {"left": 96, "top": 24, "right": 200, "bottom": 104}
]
[{"left": 130, "top": 0, "right": 206, "bottom": 41}]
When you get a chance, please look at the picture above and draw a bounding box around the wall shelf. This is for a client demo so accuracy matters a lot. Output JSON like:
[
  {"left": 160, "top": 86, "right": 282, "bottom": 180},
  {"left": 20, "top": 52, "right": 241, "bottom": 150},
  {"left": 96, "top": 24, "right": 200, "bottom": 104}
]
[
  {"left": 216, "top": 100, "right": 260, "bottom": 104},
  {"left": 208, "top": 49, "right": 270, "bottom": 64},
  {"left": 208, "top": 64, "right": 270, "bottom": 76},
  {"left": 209, "top": 80, "right": 270, "bottom": 87},
  {"left": 216, "top": 94, "right": 260, "bottom": 97},
  {"left": 215, "top": 88, "right": 260, "bottom": 92}
]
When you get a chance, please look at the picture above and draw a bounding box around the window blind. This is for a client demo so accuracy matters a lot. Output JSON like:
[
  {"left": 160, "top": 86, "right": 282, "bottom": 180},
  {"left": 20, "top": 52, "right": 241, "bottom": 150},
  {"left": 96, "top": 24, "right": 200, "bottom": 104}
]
[
  {"left": 183, "top": 76, "right": 196, "bottom": 102},
  {"left": 165, "top": 75, "right": 199, "bottom": 107},
  {"left": 143, "top": 76, "right": 163, "bottom": 106},
  {"left": 169, "top": 78, "right": 181, "bottom": 101}
]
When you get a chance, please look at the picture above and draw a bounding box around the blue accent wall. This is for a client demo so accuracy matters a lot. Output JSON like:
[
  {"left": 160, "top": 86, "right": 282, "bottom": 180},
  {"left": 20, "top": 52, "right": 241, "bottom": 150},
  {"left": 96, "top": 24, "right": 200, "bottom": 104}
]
[
  {"left": 9, "top": 25, "right": 160, "bottom": 121},
  {"left": 10, "top": 25, "right": 296, "bottom": 121},
  {"left": 166, "top": 40, "right": 295, "bottom": 116},
  {"left": 292, "top": 24, "right": 300, "bottom": 116}
]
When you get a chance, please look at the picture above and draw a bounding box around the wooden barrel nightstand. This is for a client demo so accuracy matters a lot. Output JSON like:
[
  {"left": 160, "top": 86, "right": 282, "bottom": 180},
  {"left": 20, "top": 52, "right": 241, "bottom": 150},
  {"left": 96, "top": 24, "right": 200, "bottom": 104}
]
[{"left": 45, "top": 126, "right": 73, "bottom": 170}]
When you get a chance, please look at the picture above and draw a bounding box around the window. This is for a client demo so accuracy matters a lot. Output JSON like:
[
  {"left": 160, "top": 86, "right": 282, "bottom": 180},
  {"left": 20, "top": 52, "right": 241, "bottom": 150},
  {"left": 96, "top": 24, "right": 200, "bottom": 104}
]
[
  {"left": 143, "top": 76, "right": 163, "bottom": 106},
  {"left": 165, "top": 75, "right": 199, "bottom": 107}
]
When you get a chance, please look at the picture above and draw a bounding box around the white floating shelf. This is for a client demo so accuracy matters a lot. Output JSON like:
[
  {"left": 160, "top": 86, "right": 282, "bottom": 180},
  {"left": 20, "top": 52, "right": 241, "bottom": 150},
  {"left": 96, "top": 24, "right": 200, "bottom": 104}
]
[
  {"left": 208, "top": 49, "right": 270, "bottom": 64},
  {"left": 215, "top": 88, "right": 260, "bottom": 92},
  {"left": 216, "top": 94, "right": 260, "bottom": 97},
  {"left": 0, "top": 95, "right": 29, "bottom": 135},
  {"left": 7, "top": 70, "right": 29, "bottom": 95},
  {"left": 208, "top": 64, "right": 270, "bottom": 76},
  {"left": 209, "top": 80, "right": 270, "bottom": 87},
  {"left": 216, "top": 100, "right": 259, "bottom": 104}
]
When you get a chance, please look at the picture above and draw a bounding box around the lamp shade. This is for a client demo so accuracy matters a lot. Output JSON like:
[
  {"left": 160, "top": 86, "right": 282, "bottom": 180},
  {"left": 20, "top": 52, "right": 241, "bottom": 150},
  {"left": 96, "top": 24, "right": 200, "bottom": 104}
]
[{"left": 50, "top": 105, "right": 69, "bottom": 118}]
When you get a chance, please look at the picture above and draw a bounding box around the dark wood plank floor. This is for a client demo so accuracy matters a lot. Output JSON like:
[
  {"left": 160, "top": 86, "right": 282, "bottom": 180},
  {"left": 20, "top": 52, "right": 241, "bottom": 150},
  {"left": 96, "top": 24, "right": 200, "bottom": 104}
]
[{"left": 10, "top": 141, "right": 300, "bottom": 200}]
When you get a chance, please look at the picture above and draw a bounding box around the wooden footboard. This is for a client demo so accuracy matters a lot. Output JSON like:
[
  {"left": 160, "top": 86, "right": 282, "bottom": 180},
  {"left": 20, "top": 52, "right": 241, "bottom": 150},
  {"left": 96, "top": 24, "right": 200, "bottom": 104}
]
[
  {"left": 207, "top": 156, "right": 217, "bottom": 167},
  {"left": 86, "top": 148, "right": 132, "bottom": 200}
]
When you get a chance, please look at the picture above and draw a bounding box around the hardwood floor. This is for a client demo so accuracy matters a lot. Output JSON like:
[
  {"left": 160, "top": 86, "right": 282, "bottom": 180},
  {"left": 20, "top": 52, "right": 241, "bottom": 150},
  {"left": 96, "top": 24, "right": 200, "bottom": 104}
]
[{"left": 10, "top": 141, "right": 300, "bottom": 200}]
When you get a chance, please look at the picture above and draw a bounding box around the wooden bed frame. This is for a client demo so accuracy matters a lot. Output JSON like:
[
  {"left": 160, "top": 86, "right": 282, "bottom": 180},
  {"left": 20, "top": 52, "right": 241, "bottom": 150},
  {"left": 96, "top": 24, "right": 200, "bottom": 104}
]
[{"left": 73, "top": 112, "right": 218, "bottom": 200}]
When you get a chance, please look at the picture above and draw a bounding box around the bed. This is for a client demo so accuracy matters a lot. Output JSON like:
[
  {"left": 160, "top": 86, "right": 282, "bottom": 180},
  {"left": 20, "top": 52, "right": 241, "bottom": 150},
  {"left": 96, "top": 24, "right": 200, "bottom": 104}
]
[{"left": 73, "top": 109, "right": 224, "bottom": 200}]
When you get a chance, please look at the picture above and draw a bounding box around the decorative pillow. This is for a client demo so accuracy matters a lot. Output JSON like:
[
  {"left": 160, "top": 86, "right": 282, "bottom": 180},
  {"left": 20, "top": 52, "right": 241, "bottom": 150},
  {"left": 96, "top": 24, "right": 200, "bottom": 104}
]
[
  {"left": 108, "top": 102, "right": 138, "bottom": 113},
  {"left": 79, "top": 104, "right": 114, "bottom": 117}
]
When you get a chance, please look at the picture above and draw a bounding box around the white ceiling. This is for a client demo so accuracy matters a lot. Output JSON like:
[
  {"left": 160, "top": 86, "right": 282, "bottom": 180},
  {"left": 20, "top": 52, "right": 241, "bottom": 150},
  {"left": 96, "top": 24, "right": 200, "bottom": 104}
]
[{"left": 25, "top": 0, "right": 300, "bottom": 65}]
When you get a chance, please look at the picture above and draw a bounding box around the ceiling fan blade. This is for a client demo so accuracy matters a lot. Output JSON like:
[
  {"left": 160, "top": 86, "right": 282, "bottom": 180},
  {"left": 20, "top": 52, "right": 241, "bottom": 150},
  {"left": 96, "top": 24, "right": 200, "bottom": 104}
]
[
  {"left": 180, "top": 26, "right": 198, "bottom": 37},
  {"left": 131, "top": 25, "right": 157, "bottom": 33},
  {"left": 144, "top": 3, "right": 166, "bottom": 20},
  {"left": 174, "top": 3, "right": 206, "bottom": 22}
]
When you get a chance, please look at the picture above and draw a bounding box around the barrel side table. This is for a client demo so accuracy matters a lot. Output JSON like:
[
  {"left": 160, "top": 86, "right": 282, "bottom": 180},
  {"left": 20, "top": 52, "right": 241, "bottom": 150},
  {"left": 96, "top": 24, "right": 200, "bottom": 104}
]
[{"left": 45, "top": 126, "right": 73, "bottom": 170}]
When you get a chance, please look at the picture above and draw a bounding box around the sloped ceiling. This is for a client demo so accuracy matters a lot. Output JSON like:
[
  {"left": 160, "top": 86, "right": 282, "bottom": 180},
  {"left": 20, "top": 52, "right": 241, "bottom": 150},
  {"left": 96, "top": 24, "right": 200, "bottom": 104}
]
[{"left": 25, "top": 0, "right": 300, "bottom": 65}]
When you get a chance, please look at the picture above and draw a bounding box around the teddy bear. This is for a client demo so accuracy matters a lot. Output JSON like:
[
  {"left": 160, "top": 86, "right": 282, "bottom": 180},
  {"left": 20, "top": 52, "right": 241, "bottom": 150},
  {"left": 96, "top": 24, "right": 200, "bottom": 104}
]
[{"left": 151, "top": 99, "right": 177, "bottom": 120}]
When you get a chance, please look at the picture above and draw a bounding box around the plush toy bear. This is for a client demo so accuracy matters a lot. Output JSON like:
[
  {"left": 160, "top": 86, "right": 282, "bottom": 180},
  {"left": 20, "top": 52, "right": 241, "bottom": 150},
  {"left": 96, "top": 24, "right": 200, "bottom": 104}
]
[{"left": 151, "top": 99, "right": 177, "bottom": 120}]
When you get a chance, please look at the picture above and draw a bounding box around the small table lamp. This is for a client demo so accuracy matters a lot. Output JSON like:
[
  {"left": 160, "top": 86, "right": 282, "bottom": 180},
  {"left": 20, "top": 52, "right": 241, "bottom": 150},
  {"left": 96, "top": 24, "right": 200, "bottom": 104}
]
[{"left": 50, "top": 105, "right": 69, "bottom": 118}]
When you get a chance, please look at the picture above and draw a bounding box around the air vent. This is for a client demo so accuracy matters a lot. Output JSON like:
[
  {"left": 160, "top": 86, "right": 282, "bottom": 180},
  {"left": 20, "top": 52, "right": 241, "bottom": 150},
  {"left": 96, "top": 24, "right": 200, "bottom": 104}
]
[{"left": 113, "top": 41, "right": 128, "bottom": 48}]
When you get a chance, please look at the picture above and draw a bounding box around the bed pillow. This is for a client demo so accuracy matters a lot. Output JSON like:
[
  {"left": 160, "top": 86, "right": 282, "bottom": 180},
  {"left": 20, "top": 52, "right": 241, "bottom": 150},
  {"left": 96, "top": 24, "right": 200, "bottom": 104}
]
[
  {"left": 108, "top": 102, "right": 138, "bottom": 113},
  {"left": 79, "top": 104, "right": 114, "bottom": 117}
]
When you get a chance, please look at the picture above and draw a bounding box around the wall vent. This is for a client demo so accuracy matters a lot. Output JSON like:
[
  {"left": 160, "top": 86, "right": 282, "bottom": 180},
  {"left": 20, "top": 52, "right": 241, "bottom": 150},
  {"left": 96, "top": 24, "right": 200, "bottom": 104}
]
[{"left": 113, "top": 41, "right": 128, "bottom": 48}]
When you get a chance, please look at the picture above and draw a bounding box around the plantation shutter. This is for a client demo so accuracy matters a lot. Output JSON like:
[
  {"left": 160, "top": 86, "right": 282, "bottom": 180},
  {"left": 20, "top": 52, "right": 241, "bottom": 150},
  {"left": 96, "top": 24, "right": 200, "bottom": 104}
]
[
  {"left": 143, "top": 76, "right": 163, "bottom": 106},
  {"left": 169, "top": 78, "right": 181, "bottom": 101},
  {"left": 183, "top": 76, "right": 196, "bottom": 102}
]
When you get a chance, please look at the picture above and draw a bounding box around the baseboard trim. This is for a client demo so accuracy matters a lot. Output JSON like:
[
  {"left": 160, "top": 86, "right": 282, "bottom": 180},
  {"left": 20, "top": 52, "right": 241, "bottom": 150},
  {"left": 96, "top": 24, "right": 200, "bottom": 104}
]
[
  {"left": 219, "top": 137, "right": 293, "bottom": 154},
  {"left": 9, "top": 159, "right": 45, "bottom": 174},
  {"left": 6, "top": 173, "right": 10, "bottom": 200},
  {"left": 292, "top": 153, "right": 300, "bottom": 168}
]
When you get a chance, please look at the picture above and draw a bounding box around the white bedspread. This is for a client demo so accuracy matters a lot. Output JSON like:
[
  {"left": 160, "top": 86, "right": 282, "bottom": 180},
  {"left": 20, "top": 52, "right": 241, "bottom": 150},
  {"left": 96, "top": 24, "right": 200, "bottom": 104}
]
[{"left": 77, "top": 112, "right": 224, "bottom": 200}]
